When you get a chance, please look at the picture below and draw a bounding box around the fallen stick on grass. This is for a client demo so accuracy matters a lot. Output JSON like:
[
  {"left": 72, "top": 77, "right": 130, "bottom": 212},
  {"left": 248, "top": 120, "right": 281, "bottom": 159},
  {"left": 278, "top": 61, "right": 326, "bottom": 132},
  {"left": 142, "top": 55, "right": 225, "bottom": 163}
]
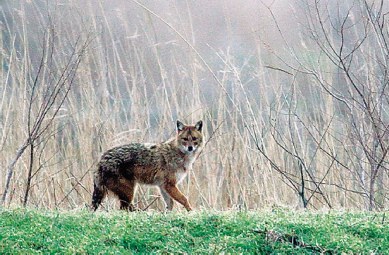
[{"left": 253, "top": 228, "right": 334, "bottom": 254}]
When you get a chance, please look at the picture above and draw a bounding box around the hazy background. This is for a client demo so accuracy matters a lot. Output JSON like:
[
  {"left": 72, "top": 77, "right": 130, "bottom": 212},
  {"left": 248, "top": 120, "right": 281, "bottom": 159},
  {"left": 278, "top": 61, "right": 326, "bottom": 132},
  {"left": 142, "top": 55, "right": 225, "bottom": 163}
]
[{"left": 1, "top": 0, "right": 388, "bottom": 211}]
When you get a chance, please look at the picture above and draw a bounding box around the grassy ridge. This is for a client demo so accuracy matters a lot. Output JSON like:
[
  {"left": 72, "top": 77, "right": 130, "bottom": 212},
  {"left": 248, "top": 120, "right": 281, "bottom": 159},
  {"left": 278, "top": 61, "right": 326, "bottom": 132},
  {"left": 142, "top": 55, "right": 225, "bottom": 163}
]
[{"left": 0, "top": 209, "right": 387, "bottom": 254}]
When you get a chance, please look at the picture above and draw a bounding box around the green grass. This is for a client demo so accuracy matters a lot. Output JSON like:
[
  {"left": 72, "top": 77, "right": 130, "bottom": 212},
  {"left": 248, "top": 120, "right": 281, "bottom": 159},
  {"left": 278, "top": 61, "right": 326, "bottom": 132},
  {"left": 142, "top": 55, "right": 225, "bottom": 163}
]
[{"left": 0, "top": 208, "right": 387, "bottom": 254}]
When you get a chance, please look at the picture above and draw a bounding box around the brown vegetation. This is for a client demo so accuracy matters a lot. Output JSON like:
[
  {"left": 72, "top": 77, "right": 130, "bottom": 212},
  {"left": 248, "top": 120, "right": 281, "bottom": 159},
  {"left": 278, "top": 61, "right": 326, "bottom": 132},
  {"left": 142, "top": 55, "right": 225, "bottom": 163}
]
[{"left": 0, "top": 0, "right": 387, "bottom": 210}]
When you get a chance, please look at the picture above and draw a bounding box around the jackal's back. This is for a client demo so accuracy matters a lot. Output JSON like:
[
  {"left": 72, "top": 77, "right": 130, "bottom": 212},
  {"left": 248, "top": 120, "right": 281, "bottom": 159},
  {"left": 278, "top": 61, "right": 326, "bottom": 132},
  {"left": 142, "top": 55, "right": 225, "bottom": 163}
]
[{"left": 97, "top": 142, "right": 187, "bottom": 185}]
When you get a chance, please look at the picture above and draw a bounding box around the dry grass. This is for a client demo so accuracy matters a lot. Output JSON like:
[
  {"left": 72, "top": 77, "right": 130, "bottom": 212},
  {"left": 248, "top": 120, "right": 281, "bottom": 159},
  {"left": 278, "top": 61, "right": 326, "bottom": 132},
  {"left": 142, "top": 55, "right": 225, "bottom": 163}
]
[{"left": 0, "top": 0, "right": 387, "bottom": 210}]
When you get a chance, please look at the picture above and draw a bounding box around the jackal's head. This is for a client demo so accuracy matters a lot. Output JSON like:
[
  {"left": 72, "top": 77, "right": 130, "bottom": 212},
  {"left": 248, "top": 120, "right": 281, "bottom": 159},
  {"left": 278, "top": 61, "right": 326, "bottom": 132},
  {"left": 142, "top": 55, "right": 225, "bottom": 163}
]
[{"left": 176, "top": 120, "right": 203, "bottom": 154}]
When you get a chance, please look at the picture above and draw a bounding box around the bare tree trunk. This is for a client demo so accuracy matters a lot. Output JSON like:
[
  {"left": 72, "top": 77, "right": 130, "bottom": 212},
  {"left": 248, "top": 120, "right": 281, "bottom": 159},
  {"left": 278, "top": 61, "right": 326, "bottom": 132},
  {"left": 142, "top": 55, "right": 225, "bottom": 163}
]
[
  {"left": 2, "top": 142, "right": 29, "bottom": 206},
  {"left": 298, "top": 162, "right": 308, "bottom": 209},
  {"left": 23, "top": 142, "right": 35, "bottom": 207}
]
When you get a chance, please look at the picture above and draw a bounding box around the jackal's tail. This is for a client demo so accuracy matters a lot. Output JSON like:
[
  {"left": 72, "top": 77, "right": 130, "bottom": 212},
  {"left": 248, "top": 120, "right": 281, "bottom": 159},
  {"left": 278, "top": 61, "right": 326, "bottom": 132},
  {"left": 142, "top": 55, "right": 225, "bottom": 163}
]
[{"left": 91, "top": 166, "right": 107, "bottom": 211}]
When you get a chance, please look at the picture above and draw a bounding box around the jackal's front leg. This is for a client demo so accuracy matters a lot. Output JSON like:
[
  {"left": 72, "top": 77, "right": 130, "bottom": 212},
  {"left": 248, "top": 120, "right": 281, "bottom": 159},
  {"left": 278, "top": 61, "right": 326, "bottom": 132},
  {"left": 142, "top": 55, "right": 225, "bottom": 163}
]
[
  {"left": 160, "top": 188, "right": 174, "bottom": 211},
  {"left": 163, "top": 184, "right": 192, "bottom": 211}
]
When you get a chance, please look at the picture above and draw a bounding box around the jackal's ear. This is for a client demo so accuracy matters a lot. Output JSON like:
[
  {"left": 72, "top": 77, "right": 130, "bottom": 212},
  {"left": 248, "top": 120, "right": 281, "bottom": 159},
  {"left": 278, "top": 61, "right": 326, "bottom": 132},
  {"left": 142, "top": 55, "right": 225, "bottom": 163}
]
[
  {"left": 195, "top": 120, "right": 203, "bottom": 132},
  {"left": 177, "top": 120, "right": 185, "bottom": 132}
]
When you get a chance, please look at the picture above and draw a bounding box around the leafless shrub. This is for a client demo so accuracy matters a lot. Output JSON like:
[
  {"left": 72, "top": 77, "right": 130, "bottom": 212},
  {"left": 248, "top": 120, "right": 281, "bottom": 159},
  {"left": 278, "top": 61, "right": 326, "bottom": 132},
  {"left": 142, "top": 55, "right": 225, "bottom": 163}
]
[{"left": 258, "top": 0, "right": 389, "bottom": 210}]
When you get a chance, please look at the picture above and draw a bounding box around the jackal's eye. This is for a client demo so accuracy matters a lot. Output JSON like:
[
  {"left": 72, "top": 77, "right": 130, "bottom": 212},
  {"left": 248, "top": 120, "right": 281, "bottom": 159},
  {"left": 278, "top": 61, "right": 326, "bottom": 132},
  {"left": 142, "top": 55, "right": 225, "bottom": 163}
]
[
  {"left": 182, "top": 138, "right": 189, "bottom": 141},
  {"left": 192, "top": 137, "right": 197, "bottom": 141}
]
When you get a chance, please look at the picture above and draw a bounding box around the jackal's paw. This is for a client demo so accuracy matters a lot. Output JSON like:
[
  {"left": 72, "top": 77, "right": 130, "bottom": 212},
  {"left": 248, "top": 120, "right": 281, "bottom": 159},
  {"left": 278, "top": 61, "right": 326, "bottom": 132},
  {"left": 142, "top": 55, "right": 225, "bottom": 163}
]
[
  {"left": 128, "top": 204, "right": 141, "bottom": 212},
  {"left": 120, "top": 203, "right": 140, "bottom": 212}
]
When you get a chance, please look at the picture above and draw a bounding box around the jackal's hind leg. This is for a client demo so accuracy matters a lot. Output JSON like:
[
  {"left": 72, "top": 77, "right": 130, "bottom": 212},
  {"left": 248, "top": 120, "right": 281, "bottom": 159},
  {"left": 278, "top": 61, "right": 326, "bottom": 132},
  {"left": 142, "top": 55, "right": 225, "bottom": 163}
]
[{"left": 110, "top": 180, "right": 138, "bottom": 211}]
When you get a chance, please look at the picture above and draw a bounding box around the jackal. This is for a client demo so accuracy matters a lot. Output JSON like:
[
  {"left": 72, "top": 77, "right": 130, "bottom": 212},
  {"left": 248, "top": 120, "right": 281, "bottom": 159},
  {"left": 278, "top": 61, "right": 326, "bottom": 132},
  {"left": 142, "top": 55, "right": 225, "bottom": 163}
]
[{"left": 91, "top": 120, "right": 203, "bottom": 211}]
